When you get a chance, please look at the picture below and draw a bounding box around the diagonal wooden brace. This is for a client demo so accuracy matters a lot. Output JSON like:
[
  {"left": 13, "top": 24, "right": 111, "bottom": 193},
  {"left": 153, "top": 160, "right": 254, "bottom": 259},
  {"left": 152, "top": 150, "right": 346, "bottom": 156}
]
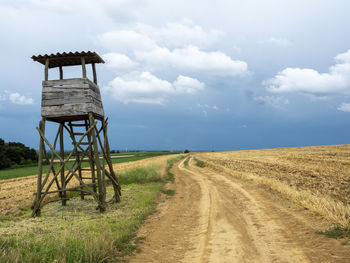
[{"left": 32, "top": 121, "right": 99, "bottom": 216}]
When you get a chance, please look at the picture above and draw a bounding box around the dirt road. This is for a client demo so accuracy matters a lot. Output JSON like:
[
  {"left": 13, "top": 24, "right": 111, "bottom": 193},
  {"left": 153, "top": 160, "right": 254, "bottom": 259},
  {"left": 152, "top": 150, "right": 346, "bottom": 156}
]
[{"left": 130, "top": 158, "right": 350, "bottom": 262}]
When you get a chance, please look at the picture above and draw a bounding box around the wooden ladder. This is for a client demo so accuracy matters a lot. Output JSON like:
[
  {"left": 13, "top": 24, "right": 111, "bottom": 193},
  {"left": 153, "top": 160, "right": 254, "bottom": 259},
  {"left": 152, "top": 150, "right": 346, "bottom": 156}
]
[{"left": 68, "top": 120, "right": 96, "bottom": 199}]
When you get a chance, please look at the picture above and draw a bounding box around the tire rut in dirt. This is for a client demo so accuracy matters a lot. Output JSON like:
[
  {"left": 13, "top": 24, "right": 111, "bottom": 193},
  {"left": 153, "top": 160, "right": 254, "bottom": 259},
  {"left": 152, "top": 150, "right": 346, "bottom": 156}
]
[
  {"left": 187, "top": 159, "right": 350, "bottom": 262},
  {"left": 186, "top": 161, "right": 309, "bottom": 262},
  {"left": 130, "top": 160, "right": 204, "bottom": 263},
  {"left": 130, "top": 158, "right": 350, "bottom": 263}
]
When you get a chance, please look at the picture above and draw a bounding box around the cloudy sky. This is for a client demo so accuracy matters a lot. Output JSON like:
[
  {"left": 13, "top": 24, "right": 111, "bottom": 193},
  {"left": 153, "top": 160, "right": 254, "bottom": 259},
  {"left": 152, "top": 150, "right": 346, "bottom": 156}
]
[{"left": 1, "top": 0, "right": 350, "bottom": 151}]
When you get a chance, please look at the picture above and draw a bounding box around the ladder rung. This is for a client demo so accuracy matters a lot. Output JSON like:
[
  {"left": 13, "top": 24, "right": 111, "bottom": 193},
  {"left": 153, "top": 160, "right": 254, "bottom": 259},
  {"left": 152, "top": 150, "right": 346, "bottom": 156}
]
[
  {"left": 70, "top": 123, "right": 86, "bottom": 127},
  {"left": 73, "top": 133, "right": 85, "bottom": 136},
  {"left": 72, "top": 142, "right": 88, "bottom": 146},
  {"left": 81, "top": 168, "right": 91, "bottom": 171},
  {"left": 81, "top": 177, "right": 93, "bottom": 180}
]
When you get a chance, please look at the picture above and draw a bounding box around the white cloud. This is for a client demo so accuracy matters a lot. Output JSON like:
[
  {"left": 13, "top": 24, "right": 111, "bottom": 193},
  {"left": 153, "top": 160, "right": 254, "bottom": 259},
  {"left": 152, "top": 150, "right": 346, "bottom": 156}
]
[
  {"left": 267, "top": 37, "right": 293, "bottom": 47},
  {"left": 174, "top": 75, "right": 205, "bottom": 94},
  {"left": 100, "top": 21, "right": 223, "bottom": 52},
  {"left": 102, "top": 52, "right": 138, "bottom": 71},
  {"left": 337, "top": 103, "right": 350, "bottom": 112},
  {"left": 103, "top": 72, "right": 204, "bottom": 104},
  {"left": 253, "top": 95, "right": 289, "bottom": 108},
  {"left": 3, "top": 0, "right": 141, "bottom": 24},
  {"left": 263, "top": 49, "right": 350, "bottom": 96},
  {"left": 100, "top": 30, "right": 157, "bottom": 53},
  {"left": 100, "top": 23, "right": 248, "bottom": 106},
  {"left": 0, "top": 91, "right": 34, "bottom": 105},
  {"left": 104, "top": 72, "right": 173, "bottom": 105},
  {"left": 100, "top": 26, "right": 248, "bottom": 77},
  {"left": 336, "top": 50, "right": 350, "bottom": 63},
  {"left": 135, "top": 45, "right": 248, "bottom": 76},
  {"left": 9, "top": 93, "right": 34, "bottom": 105},
  {"left": 136, "top": 22, "right": 223, "bottom": 48}
]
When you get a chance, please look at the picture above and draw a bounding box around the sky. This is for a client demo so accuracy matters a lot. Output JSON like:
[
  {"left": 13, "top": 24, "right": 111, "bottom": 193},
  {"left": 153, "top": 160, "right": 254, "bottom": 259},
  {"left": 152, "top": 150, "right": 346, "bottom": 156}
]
[{"left": 1, "top": 0, "right": 350, "bottom": 151}]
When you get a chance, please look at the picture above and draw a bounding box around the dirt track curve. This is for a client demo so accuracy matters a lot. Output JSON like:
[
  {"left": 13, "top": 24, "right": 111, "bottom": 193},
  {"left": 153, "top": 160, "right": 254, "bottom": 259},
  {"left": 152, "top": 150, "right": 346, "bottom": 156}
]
[{"left": 130, "top": 157, "right": 350, "bottom": 263}]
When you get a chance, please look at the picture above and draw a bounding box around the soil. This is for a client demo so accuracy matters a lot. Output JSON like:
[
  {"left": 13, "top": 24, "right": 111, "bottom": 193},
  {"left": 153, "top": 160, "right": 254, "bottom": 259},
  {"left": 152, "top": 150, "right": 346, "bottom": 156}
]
[{"left": 130, "top": 158, "right": 350, "bottom": 263}]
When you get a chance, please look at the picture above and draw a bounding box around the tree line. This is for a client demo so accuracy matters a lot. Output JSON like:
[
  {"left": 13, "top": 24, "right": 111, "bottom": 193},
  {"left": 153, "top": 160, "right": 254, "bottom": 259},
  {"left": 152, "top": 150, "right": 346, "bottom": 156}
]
[{"left": 0, "top": 138, "right": 38, "bottom": 169}]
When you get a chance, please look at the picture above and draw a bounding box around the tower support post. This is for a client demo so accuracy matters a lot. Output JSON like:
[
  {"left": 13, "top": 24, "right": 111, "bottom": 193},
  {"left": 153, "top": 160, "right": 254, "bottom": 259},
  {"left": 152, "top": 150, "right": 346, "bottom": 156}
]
[
  {"left": 102, "top": 119, "right": 121, "bottom": 202},
  {"left": 35, "top": 118, "right": 45, "bottom": 216},
  {"left": 59, "top": 123, "right": 66, "bottom": 206},
  {"left": 81, "top": 57, "right": 86, "bottom": 78},
  {"left": 92, "top": 63, "right": 97, "bottom": 84},
  {"left": 86, "top": 119, "right": 97, "bottom": 193},
  {"left": 89, "top": 113, "right": 106, "bottom": 212}
]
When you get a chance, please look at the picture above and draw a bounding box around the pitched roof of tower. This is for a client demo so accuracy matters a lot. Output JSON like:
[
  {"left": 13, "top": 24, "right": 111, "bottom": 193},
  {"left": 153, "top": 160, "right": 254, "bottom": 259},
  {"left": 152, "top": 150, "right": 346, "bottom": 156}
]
[{"left": 31, "top": 51, "right": 104, "bottom": 68}]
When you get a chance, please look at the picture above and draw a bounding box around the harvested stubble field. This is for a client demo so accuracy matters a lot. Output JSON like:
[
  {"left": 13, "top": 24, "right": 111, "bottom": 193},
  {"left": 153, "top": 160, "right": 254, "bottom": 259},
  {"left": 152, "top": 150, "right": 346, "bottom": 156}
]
[
  {"left": 195, "top": 144, "right": 350, "bottom": 227},
  {"left": 0, "top": 155, "right": 174, "bottom": 216}
]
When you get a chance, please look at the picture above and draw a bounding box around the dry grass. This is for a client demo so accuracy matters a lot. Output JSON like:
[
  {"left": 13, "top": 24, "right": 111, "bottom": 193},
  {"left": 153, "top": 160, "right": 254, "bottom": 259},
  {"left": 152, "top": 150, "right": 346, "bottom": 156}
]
[
  {"left": 196, "top": 145, "right": 350, "bottom": 228},
  {"left": 0, "top": 155, "right": 184, "bottom": 262},
  {"left": 0, "top": 183, "right": 163, "bottom": 262},
  {"left": 0, "top": 155, "right": 176, "bottom": 216}
]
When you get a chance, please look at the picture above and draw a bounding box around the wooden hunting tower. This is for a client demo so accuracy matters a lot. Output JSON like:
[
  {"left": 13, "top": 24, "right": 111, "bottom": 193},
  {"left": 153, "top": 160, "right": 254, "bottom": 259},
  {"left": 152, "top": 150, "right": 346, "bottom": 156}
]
[{"left": 31, "top": 51, "right": 121, "bottom": 216}]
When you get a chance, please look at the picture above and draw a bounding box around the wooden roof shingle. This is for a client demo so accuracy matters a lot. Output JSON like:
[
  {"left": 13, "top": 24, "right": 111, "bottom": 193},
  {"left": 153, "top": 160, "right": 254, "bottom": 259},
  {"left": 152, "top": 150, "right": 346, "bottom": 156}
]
[{"left": 31, "top": 51, "right": 104, "bottom": 68}]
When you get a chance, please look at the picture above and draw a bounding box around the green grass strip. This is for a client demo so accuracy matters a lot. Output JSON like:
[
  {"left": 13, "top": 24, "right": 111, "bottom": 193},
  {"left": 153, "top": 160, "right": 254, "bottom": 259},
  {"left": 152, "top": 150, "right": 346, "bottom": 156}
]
[
  {"left": 184, "top": 157, "right": 190, "bottom": 167},
  {"left": 0, "top": 152, "right": 178, "bottom": 180}
]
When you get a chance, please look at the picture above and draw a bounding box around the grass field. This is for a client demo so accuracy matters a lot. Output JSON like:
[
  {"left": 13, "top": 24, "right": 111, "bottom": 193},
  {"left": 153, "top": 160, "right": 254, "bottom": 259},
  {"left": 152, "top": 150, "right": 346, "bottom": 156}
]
[
  {"left": 196, "top": 145, "right": 350, "bottom": 228},
  {"left": 0, "top": 152, "right": 178, "bottom": 180},
  {"left": 0, "top": 154, "right": 184, "bottom": 262}
]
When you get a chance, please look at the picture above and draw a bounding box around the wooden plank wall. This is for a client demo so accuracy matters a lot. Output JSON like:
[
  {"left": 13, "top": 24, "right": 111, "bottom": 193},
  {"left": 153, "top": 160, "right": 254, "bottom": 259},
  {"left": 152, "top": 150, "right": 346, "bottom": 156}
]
[{"left": 41, "top": 78, "right": 104, "bottom": 118}]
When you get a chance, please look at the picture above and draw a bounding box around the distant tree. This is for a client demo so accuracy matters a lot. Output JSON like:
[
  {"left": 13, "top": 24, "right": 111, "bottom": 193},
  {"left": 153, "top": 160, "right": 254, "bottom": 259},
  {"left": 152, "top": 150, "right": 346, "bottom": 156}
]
[
  {"left": 5, "top": 147, "right": 22, "bottom": 164},
  {"left": 184, "top": 149, "right": 189, "bottom": 153},
  {"left": 0, "top": 139, "right": 11, "bottom": 169},
  {"left": 116, "top": 150, "right": 120, "bottom": 153},
  {"left": 0, "top": 138, "right": 38, "bottom": 169},
  {"left": 111, "top": 150, "right": 116, "bottom": 154}
]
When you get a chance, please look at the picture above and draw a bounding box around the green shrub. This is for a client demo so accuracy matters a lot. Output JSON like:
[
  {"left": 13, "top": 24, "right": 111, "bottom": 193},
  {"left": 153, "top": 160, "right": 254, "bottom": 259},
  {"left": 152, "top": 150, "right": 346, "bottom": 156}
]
[
  {"left": 194, "top": 158, "right": 205, "bottom": 168},
  {"left": 318, "top": 227, "right": 350, "bottom": 239},
  {"left": 161, "top": 189, "right": 175, "bottom": 196}
]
